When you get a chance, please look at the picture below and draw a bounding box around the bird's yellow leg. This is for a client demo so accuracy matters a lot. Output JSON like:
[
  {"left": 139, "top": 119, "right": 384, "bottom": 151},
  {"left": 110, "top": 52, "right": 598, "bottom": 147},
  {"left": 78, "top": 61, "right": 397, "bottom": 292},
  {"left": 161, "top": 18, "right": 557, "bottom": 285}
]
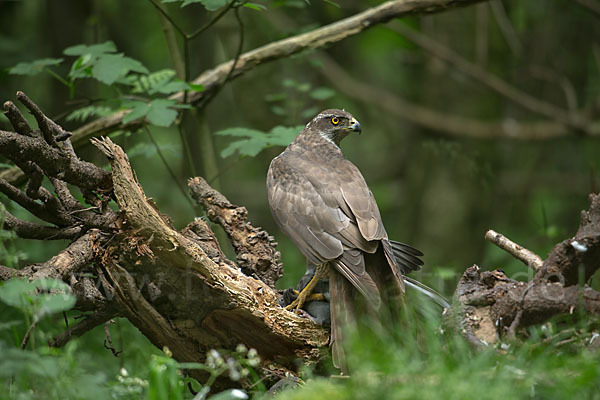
[
  {"left": 286, "top": 273, "right": 321, "bottom": 311},
  {"left": 290, "top": 290, "right": 327, "bottom": 302}
]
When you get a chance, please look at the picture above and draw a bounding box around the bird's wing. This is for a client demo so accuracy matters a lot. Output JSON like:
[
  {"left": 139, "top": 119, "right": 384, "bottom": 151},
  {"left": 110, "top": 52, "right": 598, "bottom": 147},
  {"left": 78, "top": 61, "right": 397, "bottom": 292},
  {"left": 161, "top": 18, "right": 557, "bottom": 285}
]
[
  {"left": 267, "top": 153, "right": 381, "bottom": 304},
  {"left": 312, "top": 158, "right": 407, "bottom": 291}
]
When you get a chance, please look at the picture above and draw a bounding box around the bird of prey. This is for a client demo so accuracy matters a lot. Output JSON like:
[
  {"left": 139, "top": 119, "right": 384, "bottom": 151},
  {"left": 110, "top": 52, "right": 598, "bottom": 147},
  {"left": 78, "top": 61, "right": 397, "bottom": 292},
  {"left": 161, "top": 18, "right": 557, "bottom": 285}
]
[{"left": 267, "top": 109, "right": 440, "bottom": 372}]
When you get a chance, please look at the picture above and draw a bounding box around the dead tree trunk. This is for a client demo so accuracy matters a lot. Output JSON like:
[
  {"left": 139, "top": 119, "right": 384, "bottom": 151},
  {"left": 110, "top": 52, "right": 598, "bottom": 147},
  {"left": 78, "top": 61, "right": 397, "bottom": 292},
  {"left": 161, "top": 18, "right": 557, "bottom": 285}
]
[{"left": 451, "top": 194, "right": 600, "bottom": 345}]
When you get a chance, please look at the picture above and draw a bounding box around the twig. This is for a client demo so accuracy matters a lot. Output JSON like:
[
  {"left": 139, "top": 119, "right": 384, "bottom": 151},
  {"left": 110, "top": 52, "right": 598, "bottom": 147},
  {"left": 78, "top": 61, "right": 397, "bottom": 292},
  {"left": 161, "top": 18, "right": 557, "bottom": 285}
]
[
  {"left": 198, "top": 5, "right": 245, "bottom": 108},
  {"left": 103, "top": 319, "right": 122, "bottom": 357},
  {"left": 3, "top": 100, "right": 33, "bottom": 136},
  {"left": 529, "top": 65, "right": 578, "bottom": 112},
  {"left": 28, "top": 231, "right": 100, "bottom": 280},
  {"left": 188, "top": 0, "right": 236, "bottom": 39},
  {"left": 0, "top": 116, "right": 112, "bottom": 191},
  {"left": 506, "top": 282, "right": 534, "bottom": 338},
  {"left": 489, "top": 0, "right": 522, "bottom": 55},
  {"left": 142, "top": 125, "right": 195, "bottom": 210},
  {"left": 1, "top": 208, "right": 81, "bottom": 240},
  {"left": 50, "top": 311, "right": 118, "bottom": 348},
  {"left": 484, "top": 229, "right": 543, "bottom": 270},
  {"left": 147, "top": 0, "right": 186, "bottom": 37},
  {"left": 21, "top": 318, "right": 38, "bottom": 350},
  {"left": 0, "top": 178, "right": 65, "bottom": 225},
  {"left": 16, "top": 92, "right": 59, "bottom": 149}
]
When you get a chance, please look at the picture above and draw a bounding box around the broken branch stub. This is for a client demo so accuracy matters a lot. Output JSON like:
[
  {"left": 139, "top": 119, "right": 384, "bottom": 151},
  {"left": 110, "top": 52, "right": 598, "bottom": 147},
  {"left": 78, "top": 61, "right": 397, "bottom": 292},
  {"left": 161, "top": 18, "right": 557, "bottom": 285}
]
[{"left": 188, "top": 176, "right": 283, "bottom": 288}]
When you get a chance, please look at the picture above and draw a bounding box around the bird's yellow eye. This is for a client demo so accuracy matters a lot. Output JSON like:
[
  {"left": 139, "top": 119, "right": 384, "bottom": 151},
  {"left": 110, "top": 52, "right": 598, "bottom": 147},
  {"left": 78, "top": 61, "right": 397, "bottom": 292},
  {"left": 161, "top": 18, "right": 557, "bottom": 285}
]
[{"left": 331, "top": 117, "right": 340, "bottom": 125}]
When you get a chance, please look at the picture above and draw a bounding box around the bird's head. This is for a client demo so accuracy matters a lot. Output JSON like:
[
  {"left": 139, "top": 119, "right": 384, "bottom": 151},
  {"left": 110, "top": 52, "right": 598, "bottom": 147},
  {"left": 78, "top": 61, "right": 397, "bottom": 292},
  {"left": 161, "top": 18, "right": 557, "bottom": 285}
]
[{"left": 305, "top": 109, "right": 361, "bottom": 146}]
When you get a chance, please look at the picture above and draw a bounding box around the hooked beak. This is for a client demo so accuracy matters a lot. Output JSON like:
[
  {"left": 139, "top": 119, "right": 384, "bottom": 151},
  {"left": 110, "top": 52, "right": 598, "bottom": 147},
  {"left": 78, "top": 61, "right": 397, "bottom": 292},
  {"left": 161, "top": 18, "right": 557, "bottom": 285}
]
[{"left": 349, "top": 117, "right": 362, "bottom": 134}]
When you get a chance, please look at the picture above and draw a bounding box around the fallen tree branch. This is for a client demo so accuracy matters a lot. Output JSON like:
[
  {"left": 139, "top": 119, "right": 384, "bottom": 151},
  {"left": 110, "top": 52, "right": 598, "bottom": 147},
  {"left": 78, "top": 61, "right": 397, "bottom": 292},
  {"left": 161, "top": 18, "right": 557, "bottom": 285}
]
[
  {"left": 484, "top": 229, "right": 543, "bottom": 270},
  {"left": 1, "top": 208, "right": 82, "bottom": 240},
  {"left": 452, "top": 193, "right": 600, "bottom": 344},
  {"left": 1, "top": 93, "right": 113, "bottom": 190},
  {"left": 535, "top": 193, "right": 600, "bottom": 286},
  {"left": 453, "top": 265, "right": 600, "bottom": 344}
]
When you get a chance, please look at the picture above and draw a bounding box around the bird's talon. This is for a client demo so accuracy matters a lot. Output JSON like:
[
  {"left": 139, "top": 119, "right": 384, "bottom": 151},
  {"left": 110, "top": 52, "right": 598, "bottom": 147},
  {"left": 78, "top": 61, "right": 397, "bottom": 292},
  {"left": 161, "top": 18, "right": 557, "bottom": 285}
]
[{"left": 285, "top": 299, "right": 299, "bottom": 311}]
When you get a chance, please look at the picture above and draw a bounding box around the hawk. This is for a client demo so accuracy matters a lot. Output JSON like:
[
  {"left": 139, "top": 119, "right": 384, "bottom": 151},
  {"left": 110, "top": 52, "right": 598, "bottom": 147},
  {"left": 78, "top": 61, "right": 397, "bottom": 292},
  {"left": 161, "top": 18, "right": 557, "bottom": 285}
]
[{"left": 267, "top": 109, "right": 442, "bottom": 372}]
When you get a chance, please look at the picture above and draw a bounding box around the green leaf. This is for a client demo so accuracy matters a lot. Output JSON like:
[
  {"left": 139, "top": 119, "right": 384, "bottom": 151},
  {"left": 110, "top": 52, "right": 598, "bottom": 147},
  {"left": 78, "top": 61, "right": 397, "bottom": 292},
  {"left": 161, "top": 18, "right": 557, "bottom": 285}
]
[
  {"left": 0, "top": 279, "right": 37, "bottom": 310},
  {"left": 216, "top": 128, "right": 269, "bottom": 158},
  {"left": 282, "top": 78, "right": 297, "bottom": 88},
  {"left": 270, "top": 105, "right": 286, "bottom": 116},
  {"left": 36, "top": 292, "right": 76, "bottom": 319},
  {"left": 198, "top": 0, "right": 230, "bottom": 10},
  {"left": 0, "top": 278, "right": 75, "bottom": 319},
  {"left": 146, "top": 99, "right": 179, "bottom": 127},
  {"left": 322, "top": 0, "right": 340, "bottom": 7},
  {"left": 154, "top": 80, "right": 190, "bottom": 94},
  {"left": 173, "top": 0, "right": 229, "bottom": 9},
  {"left": 64, "top": 41, "right": 148, "bottom": 85},
  {"left": 122, "top": 101, "right": 150, "bottom": 124},
  {"left": 216, "top": 127, "right": 265, "bottom": 138},
  {"left": 63, "top": 41, "right": 117, "bottom": 56},
  {"left": 309, "top": 87, "right": 335, "bottom": 100},
  {"left": 268, "top": 125, "right": 303, "bottom": 145},
  {"left": 265, "top": 92, "right": 287, "bottom": 102},
  {"left": 216, "top": 125, "right": 302, "bottom": 158},
  {"left": 0, "top": 320, "right": 22, "bottom": 331},
  {"left": 92, "top": 54, "right": 149, "bottom": 85},
  {"left": 297, "top": 82, "right": 311, "bottom": 92},
  {"left": 66, "top": 105, "right": 113, "bottom": 122},
  {"left": 131, "top": 69, "right": 176, "bottom": 94},
  {"left": 243, "top": 3, "right": 267, "bottom": 11},
  {"left": 188, "top": 83, "right": 205, "bottom": 92},
  {"left": 9, "top": 58, "right": 64, "bottom": 75}
]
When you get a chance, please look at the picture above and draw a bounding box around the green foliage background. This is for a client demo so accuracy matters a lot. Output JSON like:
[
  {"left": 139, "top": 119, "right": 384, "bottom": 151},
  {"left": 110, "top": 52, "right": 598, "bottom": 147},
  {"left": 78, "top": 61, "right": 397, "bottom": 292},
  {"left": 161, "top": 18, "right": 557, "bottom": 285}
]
[{"left": 0, "top": 0, "right": 599, "bottom": 398}]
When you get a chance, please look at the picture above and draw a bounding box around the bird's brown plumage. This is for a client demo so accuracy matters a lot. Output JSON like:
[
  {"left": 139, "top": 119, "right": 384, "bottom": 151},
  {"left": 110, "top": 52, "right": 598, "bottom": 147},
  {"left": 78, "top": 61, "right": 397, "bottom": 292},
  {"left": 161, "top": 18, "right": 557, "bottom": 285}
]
[{"left": 267, "top": 109, "right": 422, "bottom": 372}]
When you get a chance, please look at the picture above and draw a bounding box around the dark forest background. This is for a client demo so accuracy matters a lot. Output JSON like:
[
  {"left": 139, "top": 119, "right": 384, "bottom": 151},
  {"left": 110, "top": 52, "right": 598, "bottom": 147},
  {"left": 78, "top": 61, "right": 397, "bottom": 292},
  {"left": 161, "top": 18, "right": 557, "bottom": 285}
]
[{"left": 1, "top": 0, "right": 599, "bottom": 398}]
